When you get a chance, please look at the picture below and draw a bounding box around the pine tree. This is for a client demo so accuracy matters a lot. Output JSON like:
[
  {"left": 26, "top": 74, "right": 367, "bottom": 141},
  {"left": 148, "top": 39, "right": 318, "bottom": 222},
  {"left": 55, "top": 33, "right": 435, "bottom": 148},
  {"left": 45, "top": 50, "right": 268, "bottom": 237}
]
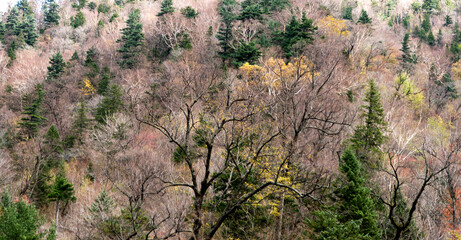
[
  {"left": 421, "top": 14, "right": 431, "bottom": 33},
  {"left": 97, "top": 68, "right": 110, "bottom": 95},
  {"left": 238, "top": 0, "right": 263, "bottom": 21},
  {"left": 0, "top": 191, "right": 56, "bottom": 240},
  {"left": 48, "top": 175, "right": 76, "bottom": 230},
  {"left": 44, "top": 0, "right": 60, "bottom": 28},
  {"left": 44, "top": 125, "right": 63, "bottom": 158},
  {"left": 95, "top": 84, "right": 124, "bottom": 124},
  {"left": 71, "top": 11, "right": 86, "bottom": 28},
  {"left": 180, "top": 6, "right": 199, "bottom": 19},
  {"left": 21, "top": 13, "right": 38, "bottom": 46},
  {"left": 157, "top": 0, "right": 175, "bottom": 16},
  {"left": 47, "top": 52, "right": 65, "bottom": 81},
  {"left": 16, "top": 0, "right": 33, "bottom": 15},
  {"left": 437, "top": 29, "right": 443, "bottom": 45},
  {"left": 444, "top": 14, "right": 453, "bottom": 27},
  {"left": 232, "top": 41, "right": 261, "bottom": 66},
  {"left": 400, "top": 33, "right": 411, "bottom": 62},
  {"left": 6, "top": 7, "right": 20, "bottom": 35},
  {"left": 0, "top": 22, "right": 5, "bottom": 43},
  {"left": 71, "top": 101, "right": 89, "bottom": 143},
  {"left": 18, "top": 84, "right": 47, "bottom": 138},
  {"left": 179, "top": 33, "right": 193, "bottom": 50},
  {"left": 343, "top": 6, "right": 353, "bottom": 20},
  {"left": 309, "top": 149, "right": 380, "bottom": 239},
  {"left": 427, "top": 29, "right": 436, "bottom": 46},
  {"left": 216, "top": 0, "right": 237, "bottom": 61},
  {"left": 70, "top": 51, "right": 79, "bottom": 61},
  {"left": 117, "top": 9, "right": 144, "bottom": 69},
  {"left": 350, "top": 79, "right": 387, "bottom": 162},
  {"left": 357, "top": 10, "right": 371, "bottom": 24},
  {"left": 274, "top": 12, "right": 317, "bottom": 57}
]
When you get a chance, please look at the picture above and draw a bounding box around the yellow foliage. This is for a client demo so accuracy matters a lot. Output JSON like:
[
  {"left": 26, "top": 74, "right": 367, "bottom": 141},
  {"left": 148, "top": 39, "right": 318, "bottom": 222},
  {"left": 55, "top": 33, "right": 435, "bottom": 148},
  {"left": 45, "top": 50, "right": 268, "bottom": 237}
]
[
  {"left": 451, "top": 60, "right": 461, "bottom": 81},
  {"left": 318, "top": 16, "right": 349, "bottom": 37},
  {"left": 395, "top": 73, "right": 424, "bottom": 109},
  {"left": 428, "top": 116, "right": 452, "bottom": 145},
  {"left": 239, "top": 57, "right": 316, "bottom": 96},
  {"left": 81, "top": 78, "right": 96, "bottom": 96}
]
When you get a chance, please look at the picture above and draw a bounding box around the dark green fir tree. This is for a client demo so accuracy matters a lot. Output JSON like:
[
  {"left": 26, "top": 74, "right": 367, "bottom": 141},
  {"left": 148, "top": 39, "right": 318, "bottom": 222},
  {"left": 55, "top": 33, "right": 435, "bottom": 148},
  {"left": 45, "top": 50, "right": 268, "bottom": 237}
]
[
  {"left": 216, "top": 0, "right": 237, "bottom": 61},
  {"left": 95, "top": 84, "right": 124, "bottom": 124},
  {"left": 357, "top": 10, "right": 371, "bottom": 24},
  {"left": 47, "top": 52, "right": 66, "bottom": 81},
  {"left": 232, "top": 41, "right": 261, "bottom": 66},
  {"left": 117, "top": 9, "right": 145, "bottom": 69},
  {"left": 44, "top": 0, "right": 61, "bottom": 28},
  {"left": 48, "top": 174, "right": 76, "bottom": 231},
  {"left": 157, "top": 0, "right": 175, "bottom": 16},
  {"left": 18, "top": 84, "right": 47, "bottom": 138}
]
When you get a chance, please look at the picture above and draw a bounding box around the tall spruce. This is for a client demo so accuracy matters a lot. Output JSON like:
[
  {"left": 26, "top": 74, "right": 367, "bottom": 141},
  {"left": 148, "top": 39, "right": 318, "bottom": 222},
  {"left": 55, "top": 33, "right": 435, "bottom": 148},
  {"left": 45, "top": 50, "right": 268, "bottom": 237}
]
[
  {"left": 350, "top": 79, "right": 387, "bottom": 164},
  {"left": 0, "top": 22, "right": 5, "bottom": 43},
  {"left": 357, "top": 10, "right": 371, "bottom": 24},
  {"left": 95, "top": 84, "right": 124, "bottom": 124},
  {"left": 157, "top": 0, "right": 175, "bottom": 16},
  {"left": 216, "top": 0, "right": 237, "bottom": 61},
  {"left": 48, "top": 174, "right": 76, "bottom": 231},
  {"left": 238, "top": 0, "right": 263, "bottom": 21},
  {"left": 444, "top": 14, "right": 453, "bottom": 26},
  {"left": 274, "top": 12, "right": 317, "bottom": 57},
  {"left": 117, "top": 9, "right": 144, "bottom": 69},
  {"left": 44, "top": 0, "right": 60, "bottom": 28},
  {"left": 232, "top": 41, "right": 261, "bottom": 66},
  {"left": 400, "top": 33, "right": 411, "bottom": 62},
  {"left": 18, "top": 84, "right": 47, "bottom": 138},
  {"left": 16, "top": 0, "right": 33, "bottom": 15},
  {"left": 6, "top": 7, "right": 20, "bottom": 35},
  {"left": 47, "top": 52, "right": 66, "bottom": 81},
  {"left": 309, "top": 149, "right": 381, "bottom": 239},
  {"left": 21, "top": 13, "right": 38, "bottom": 46}
]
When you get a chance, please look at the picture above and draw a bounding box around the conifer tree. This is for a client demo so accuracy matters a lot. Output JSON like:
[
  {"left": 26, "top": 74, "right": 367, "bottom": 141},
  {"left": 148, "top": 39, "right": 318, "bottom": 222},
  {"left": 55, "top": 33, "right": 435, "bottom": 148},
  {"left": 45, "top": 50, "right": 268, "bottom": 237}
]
[
  {"left": 157, "top": 0, "right": 175, "bottom": 16},
  {"left": 97, "top": 68, "right": 110, "bottom": 95},
  {"left": 309, "top": 149, "right": 380, "bottom": 239},
  {"left": 16, "top": 0, "right": 33, "bottom": 15},
  {"left": 400, "top": 33, "right": 411, "bottom": 62},
  {"left": 232, "top": 41, "right": 261, "bottom": 66},
  {"left": 216, "top": 0, "right": 237, "bottom": 61},
  {"left": 47, "top": 52, "right": 65, "bottom": 81},
  {"left": 44, "top": 0, "right": 60, "bottom": 28},
  {"left": 95, "top": 84, "right": 124, "bottom": 124},
  {"left": 444, "top": 14, "right": 453, "bottom": 26},
  {"left": 343, "top": 6, "right": 353, "bottom": 20},
  {"left": 70, "top": 51, "right": 79, "bottom": 61},
  {"left": 44, "top": 125, "right": 63, "bottom": 160},
  {"left": 48, "top": 175, "right": 76, "bottom": 230},
  {"left": 21, "top": 13, "right": 38, "bottom": 46},
  {"left": 357, "top": 10, "right": 371, "bottom": 24},
  {"left": 71, "top": 11, "right": 86, "bottom": 28},
  {"left": 350, "top": 79, "right": 387, "bottom": 163},
  {"left": 18, "top": 84, "right": 47, "bottom": 138},
  {"left": 72, "top": 101, "right": 89, "bottom": 134},
  {"left": 437, "top": 29, "right": 443, "bottom": 45},
  {"left": 117, "top": 9, "right": 144, "bottom": 69},
  {"left": 275, "top": 12, "right": 317, "bottom": 57},
  {"left": 238, "top": 0, "right": 263, "bottom": 21},
  {"left": 427, "top": 29, "right": 436, "bottom": 46},
  {"left": 0, "top": 191, "right": 56, "bottom": 240},
  {"left": 180, "top": 6, "right": 199, "bottom": 19},
  {"left": 6, "top": 7, "right": 20, "bottom": 35},
  {"left": 421, "top": 14, "right": 431, "bottom": 32},
  {"left": 0, "top": 22, "right": 5, "bottom": 43}
]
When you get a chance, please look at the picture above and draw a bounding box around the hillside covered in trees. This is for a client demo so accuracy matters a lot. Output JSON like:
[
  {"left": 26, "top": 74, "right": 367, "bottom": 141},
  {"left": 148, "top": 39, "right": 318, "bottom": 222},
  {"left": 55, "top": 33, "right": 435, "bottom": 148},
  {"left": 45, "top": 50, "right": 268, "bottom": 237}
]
[{"left": 2, "top": 0, "right": 461, "bottom": 239}]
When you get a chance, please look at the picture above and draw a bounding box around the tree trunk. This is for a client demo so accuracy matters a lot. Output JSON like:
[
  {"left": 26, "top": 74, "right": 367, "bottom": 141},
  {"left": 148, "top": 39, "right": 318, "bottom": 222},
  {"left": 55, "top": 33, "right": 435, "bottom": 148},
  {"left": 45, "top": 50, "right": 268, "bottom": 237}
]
[
  {"left": 55, "top": 200, "right": 60, "bottom": 234},
  {"left": 191, "top": 196, "right": 203, "bottom": 240}
]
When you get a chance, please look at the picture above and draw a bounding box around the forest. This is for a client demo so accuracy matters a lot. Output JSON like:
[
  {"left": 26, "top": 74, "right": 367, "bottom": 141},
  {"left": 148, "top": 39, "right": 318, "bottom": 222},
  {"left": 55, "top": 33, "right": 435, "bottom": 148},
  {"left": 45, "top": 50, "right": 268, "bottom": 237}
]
[{"left": 1, "top": 0, "right": 461, "bottom": 239}]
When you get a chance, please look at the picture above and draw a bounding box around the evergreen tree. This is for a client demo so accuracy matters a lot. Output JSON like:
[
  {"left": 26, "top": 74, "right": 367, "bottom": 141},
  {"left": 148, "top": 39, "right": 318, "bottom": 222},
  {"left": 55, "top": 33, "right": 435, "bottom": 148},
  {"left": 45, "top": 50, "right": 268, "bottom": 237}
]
[
  {"left": 70, "top": 51, "right": 79, "bottom": 61},
  {"left": 6, "top": 7, "right": 20, "bottom": 35},
  {"left": 21, "top": 13, "right": 38, "bottom": 46},
  {"left": 179, "top": 33, "right": 193, "bottom": 50},
  {"left": 427, "top": 29, "right": 436, "bottom": 46},
  {"left": 97, "top": 68, "right": 110, "bottom": 95},
  {"left": 400, "top": 33, "right": 411, "bottom": 62},
  {"left": 71, "top": 11, "right": 86, "bottom": 28},
  {"left": 216, "top": 0, "right": 237, "bottom": 61},
  {"left": 48, "top": 175, "right": 76, "bottom": 230},
  {"left": 8, "top": 41, "right": 17, "bottom": 61},
  {"left": 85, "top": 47, "right": 99, "bottom": 77},
  {"left": 157, "top": 0, "right": 175, "bottom": 16},
  {"left": 444, "top": 14, "right": 453, "bottom": 27},
  {"left": 44, "top": 125, "right": 63, "bottom": 160},
  {"left": 309, "top": 149, "right": 380, "bottom": 239},
  {"left": 343, "top": 6, "right": 353, "bottom": 20},
  {"left": 16, "top": 0, "right": 33, "bottom": 15},
  {"left": 88, "top": 2, "right": 97, "bottom": 11},
  {"left": 274, "top": 12, "right": 317, "bottom": 57},
  {"left": 95, "top": 84, "right": 124, "bottom": 124},
  {"left": 117, "top": 9, "right": 144, "bottom": 69},
  {"left": 0, "top": 191, "right": 56, "bottom": 240},
  {"left": 180, "top": 6, "right": 199, "bottom": 19},
  {"left": 71, "top": 101, "right": 89, "bottom": 144},
  {"left": 238, "top": 0, "right": 263, "bottom": 21},
  {"left": 357, "top": 10, "right": 371, "bottom": 24},
  {"left": 47, "top": 52, "right": 65, "bottom": 81},
  {"left": 44, "top": 0, "right": 60, "bottom": 28},
  {"left": 350, "top": 79, "right": 387, "bottom": 163},
  {"left": 0, "top": 22, "right": 5, "bottom": 43},
  {"left": 232, "top": 41, "right": 261, "bottom": 66},
  {"left": 422, "top": 0, "right": 440, "bottom": 13},
  {"left": 421, "top": 14, "right": 431, "bottom": 32},
  {"left": 18, "top": 84, "right": 47, "bottom": 138}
]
